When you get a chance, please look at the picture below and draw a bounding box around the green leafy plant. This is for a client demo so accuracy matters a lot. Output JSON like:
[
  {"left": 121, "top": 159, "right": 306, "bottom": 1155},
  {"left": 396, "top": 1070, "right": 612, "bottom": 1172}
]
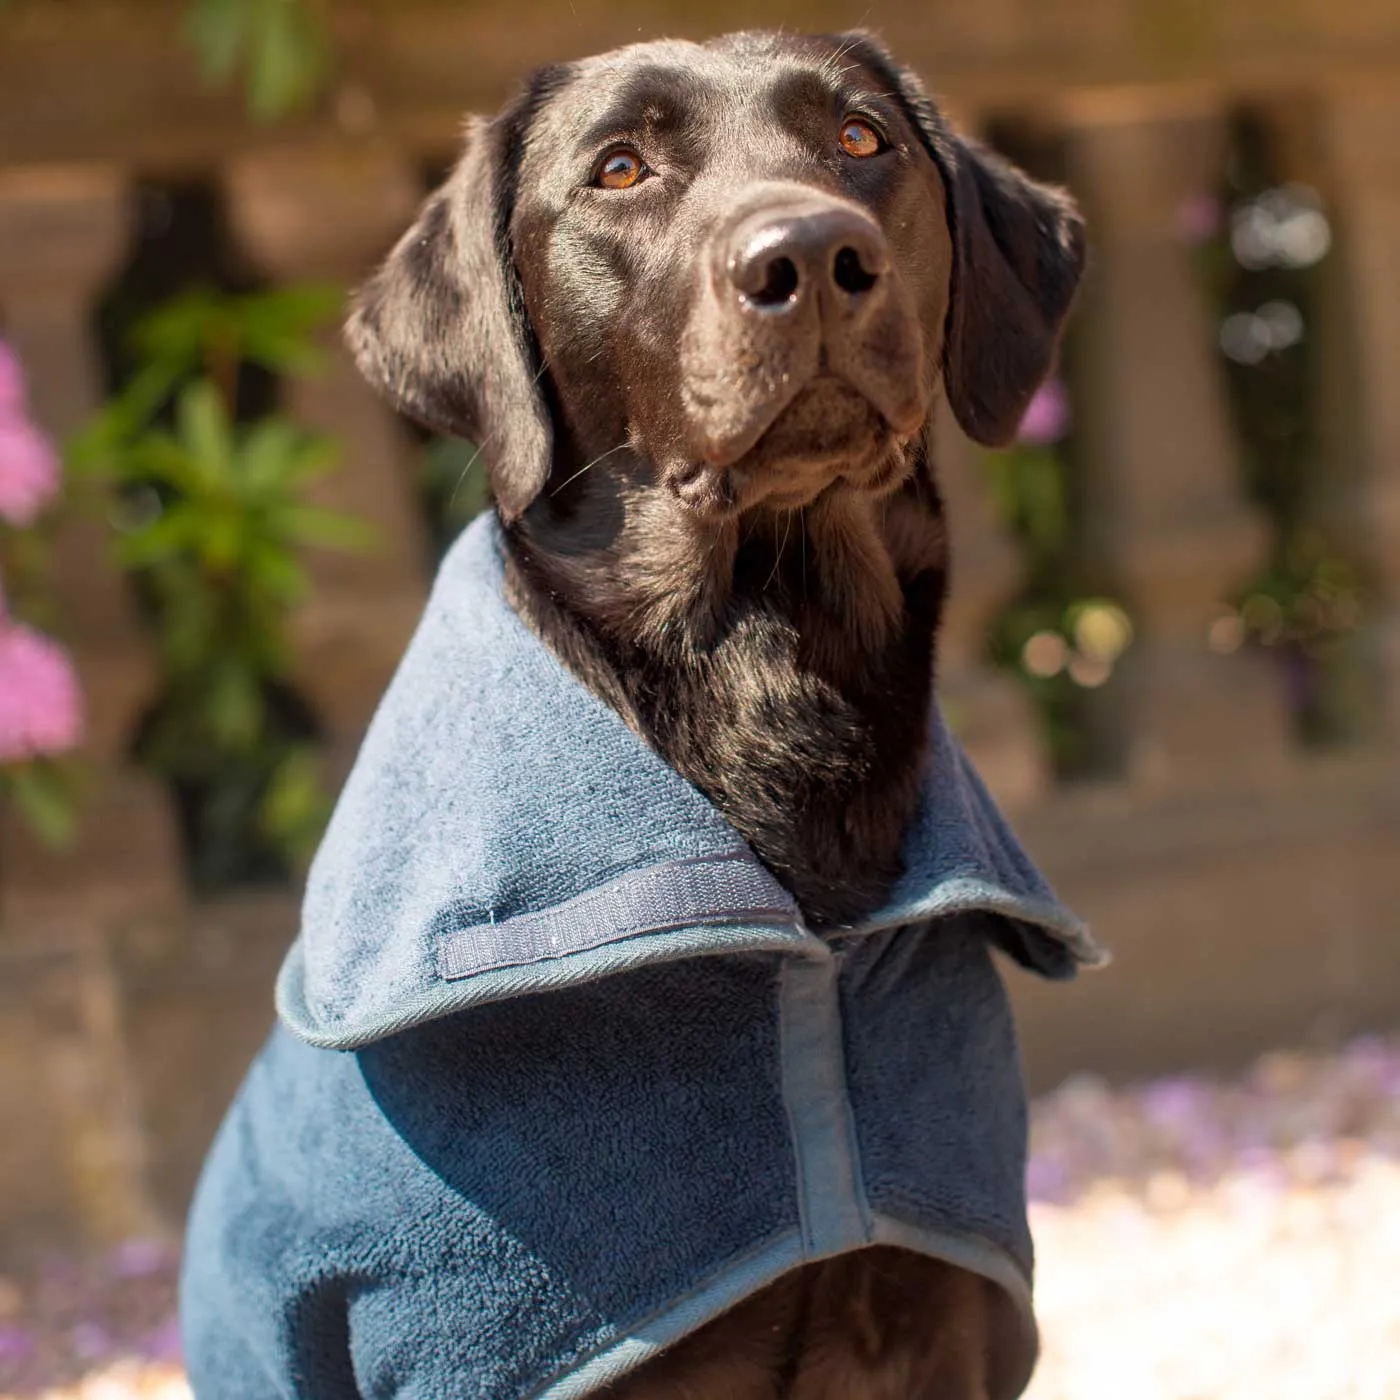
[
  {"left": 186, "top": 0, "right": 332, "bottom": 121},
  {"left": 85, "top": 284, "right": 342, "bottom": 442},
  {"left": 2, "top": 0, "right": 346, "bottom": 870},
  {"left": 71, "top": 286, "right": 372, "bottom": 891}
]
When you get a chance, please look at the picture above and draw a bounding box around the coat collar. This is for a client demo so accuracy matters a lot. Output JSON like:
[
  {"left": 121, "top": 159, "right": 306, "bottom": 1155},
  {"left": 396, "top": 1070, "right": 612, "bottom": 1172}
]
[{"left": 277, "top": 513, "right": 1101, "bottom": 1050}]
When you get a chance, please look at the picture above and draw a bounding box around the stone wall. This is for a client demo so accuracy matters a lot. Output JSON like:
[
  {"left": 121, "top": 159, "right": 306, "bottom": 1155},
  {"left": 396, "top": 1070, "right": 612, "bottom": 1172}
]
[{"left": 2, "top": 0, "right": 1398, "bottom": 1255}]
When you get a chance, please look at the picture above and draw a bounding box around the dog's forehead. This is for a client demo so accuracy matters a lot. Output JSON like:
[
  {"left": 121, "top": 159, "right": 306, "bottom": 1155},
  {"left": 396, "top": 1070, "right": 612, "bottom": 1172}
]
[
  {"left": 522, "top": 32, "right": 881, "bottom": 156},
  {"left": 566, "top": 30, "right": 842, "bottom": 88}
]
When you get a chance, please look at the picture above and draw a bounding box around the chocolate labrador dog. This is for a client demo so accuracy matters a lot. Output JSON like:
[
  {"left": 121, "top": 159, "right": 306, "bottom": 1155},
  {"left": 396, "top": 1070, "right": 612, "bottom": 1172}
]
[{"left": 347, "top": 28, "right": 1084, "bottom": 1398}]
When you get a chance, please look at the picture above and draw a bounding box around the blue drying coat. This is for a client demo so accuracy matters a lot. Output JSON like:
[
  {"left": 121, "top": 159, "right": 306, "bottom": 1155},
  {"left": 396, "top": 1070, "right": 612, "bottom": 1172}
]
[{"left": 180, "top": 512, "right": 1103, "bottom": 1400}]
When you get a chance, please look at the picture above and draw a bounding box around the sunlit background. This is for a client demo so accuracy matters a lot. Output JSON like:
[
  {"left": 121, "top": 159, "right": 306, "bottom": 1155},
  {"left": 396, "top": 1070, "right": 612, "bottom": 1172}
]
[{"left": 1, "top": 1, "right": 1398, "bottom": 1396}]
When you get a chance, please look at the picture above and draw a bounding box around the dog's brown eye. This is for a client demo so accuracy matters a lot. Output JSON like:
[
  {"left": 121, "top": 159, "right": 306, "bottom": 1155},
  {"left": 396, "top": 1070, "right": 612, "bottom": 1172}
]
[
  {"left": 596, "top": 148, "right": 645, "bottom": 189},
  {"left": 839, "top": 118, "right": 884, "bottom": 159}
]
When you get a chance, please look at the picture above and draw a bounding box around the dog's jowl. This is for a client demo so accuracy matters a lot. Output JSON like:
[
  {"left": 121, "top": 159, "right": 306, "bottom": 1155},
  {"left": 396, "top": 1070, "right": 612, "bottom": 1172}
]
[{"left": 181, "top": 30, "right": 1104, "bottom": 1400}]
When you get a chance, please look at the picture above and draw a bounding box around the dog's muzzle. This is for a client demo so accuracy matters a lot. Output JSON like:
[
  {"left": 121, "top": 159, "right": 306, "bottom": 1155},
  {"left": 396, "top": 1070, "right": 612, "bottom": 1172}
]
[{"left": 675, "top": 183, "right": 927, "bottom": 512}]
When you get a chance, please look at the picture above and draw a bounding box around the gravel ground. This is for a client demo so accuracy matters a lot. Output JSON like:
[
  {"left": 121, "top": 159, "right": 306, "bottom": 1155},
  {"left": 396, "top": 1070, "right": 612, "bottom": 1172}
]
[
  {"left": 3, "top": 1033, "right": 1397, "bottom": 1399},
  {"left": 1026, "top": 1035, "right": 1400, "bottom": 1400}
]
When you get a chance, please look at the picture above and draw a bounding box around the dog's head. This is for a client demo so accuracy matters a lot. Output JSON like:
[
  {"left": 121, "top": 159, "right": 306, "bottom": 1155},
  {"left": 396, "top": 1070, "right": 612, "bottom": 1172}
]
[{"left": 348, "top": 31, "right": 1084, "bottom": 525}]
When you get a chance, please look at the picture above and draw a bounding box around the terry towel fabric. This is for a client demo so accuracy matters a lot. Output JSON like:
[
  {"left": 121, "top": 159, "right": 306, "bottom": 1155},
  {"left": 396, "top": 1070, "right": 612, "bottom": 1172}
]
[{"left": 180, "top": 511, "right": 1105, "bottom": 1400}]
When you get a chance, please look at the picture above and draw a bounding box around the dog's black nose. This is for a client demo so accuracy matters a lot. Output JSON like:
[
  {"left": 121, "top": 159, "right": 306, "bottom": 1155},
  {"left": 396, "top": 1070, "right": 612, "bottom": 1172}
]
[{"left": 730, "top": 206, "right": 889, "bottom": 312}]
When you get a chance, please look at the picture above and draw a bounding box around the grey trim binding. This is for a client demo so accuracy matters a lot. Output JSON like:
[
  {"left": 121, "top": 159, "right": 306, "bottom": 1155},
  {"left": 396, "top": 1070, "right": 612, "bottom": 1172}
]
[{"left": 778, "top": 955, "right": 872, "bottom": 1257}]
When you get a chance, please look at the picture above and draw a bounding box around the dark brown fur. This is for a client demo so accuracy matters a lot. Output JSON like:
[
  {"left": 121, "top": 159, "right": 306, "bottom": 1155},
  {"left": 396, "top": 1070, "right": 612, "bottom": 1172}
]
[
  {"left": 347, "top": 28, "right": 1083, "bottom": 1396},
  {"left": 602, "top": 1248, "right": 999, "bottom": 1400},
  {"left": 504, "top": 470, "right": 948, "bottom": 926}
]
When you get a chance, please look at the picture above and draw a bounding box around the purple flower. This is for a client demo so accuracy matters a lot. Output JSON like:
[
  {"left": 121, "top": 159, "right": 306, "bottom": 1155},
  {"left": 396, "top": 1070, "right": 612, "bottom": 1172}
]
[
  {"left": 0, "top": 417, "right": 60, "bottom": 526},
  {"left": 0, "top": 616, "right": 84, "bottom": 761},
  {"left": 142, "top": 1316, "right": 184, "bottom": 1363},
  {"left": 1141, "top": 1077, "right": 1208, "bottom": 1129},
  {"left": 1016, "top": 378, "right": 1071, "bottom": 446},
  {"left": 0, "top": 1324, "right": 34, "bottom": 1362},
  {"left": 71, "top": 1318, "right": 114, "bottom": 1361},
  {"left": 110, "top": 1236, "right": 173, "bottom": 1280},
  {"left": 1026, "top": 1154, "right": 1071, "bottom": 1203}
]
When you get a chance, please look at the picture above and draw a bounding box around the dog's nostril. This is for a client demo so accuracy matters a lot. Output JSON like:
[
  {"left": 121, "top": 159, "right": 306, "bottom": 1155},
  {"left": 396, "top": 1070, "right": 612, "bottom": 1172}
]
[
  {"left": 746, "top": 256, "right": 800, "bottom": 308},
  {"left": 833, "top": 246, "right": 879, "bottom": 296}
]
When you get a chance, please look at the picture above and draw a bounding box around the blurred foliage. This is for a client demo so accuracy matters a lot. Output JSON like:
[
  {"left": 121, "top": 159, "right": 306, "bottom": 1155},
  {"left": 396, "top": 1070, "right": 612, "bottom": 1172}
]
[
  {"left": 83, "top": 284, "right": 341, "bottom": 447},
  {"left": 984, "top": 441, "right": 1067, "bottom": 560},
  {"left": 980, "top": 423, "right": 1129, "bottom": 779},
  {"left": 186, "top": 0, "right": 332, "bottom": 121},
  {"left": 71, "top": 287, "right": 371, "bottom": 891},
  {"left": 0, "top": 4, "right": 342, "bottom": 877},
  {"left": 0, "top": 347, "right": 83, "bottom": 847},
  {"left": 0, "top": 0, "right": 333, "bottom": 121},
  {"left": 0, "top": 509, "right": 84, "bottom": 847},
  {"left": 1196, "top": 110, "right": 1370, "bottom": 745},
  {"left": 0, "top": 498, "right": 53, "bottom": 627},
  {"left": 418, "top": 435, "right": 490, "bottom": 566},
  {"left": 3, "top": 760, "right": 81, "bottom": 847}
]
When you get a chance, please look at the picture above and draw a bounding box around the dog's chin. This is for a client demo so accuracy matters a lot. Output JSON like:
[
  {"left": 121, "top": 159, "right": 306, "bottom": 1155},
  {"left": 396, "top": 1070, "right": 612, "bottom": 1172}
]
[{"left": 671, "top": 379, "right": 923, "bottom": 520}]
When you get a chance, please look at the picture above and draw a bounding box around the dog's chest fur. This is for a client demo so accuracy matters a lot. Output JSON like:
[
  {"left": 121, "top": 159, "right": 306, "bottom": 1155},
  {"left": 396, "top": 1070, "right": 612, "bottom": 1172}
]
[{"left": 508, "top": 478, "right": 948, "bottom": 928}]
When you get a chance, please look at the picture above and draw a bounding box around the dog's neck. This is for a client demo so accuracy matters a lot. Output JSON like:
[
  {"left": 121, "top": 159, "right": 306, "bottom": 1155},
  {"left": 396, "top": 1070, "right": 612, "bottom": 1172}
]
[{"left": 504, "top": 453, "right": 948, "bottom": 928}]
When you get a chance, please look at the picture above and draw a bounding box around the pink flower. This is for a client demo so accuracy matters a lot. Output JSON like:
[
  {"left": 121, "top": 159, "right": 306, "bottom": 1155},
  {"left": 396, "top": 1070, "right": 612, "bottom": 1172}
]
[
  {"left": 1174, "top": 193, "right": 1223, "bottom": 246},
  {"left": 0, "top": 619, "right": 84, "bottom": 761},
  {"left": 0, "top": 417, "right": 60, "bottom": 525},
  {"left": 0, "top": 339, "right": 25, "bottom": 415},
  {"left": 1017, "top": 377, "right": 1071, "bottom": 446},
  {"left": 0, "top": 337, "right": 60, "bottom": 524}
]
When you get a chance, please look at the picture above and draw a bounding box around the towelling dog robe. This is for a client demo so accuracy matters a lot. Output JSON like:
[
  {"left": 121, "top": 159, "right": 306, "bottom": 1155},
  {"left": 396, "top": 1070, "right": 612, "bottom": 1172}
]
[{"left": 180, "top": 512, "right": 1104, "bottom": 1400}]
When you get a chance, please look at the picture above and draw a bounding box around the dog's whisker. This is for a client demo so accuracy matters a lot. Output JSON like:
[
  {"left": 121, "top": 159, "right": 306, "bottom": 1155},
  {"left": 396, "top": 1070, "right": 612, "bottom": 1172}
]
[
  {"left": 763, "top": 509, "right": 793, "bottom": 593},
  {"left": 824, "top": 38, "right": 857, "bottom": 68},
  {"left": 447, "top": 444, "right": 485, "bottom": 510},
  {"left": 825, "top": 14, "right": 873, "bottom": 72},
  {"left": 549, "top": 442, "right": 628, "bottom": 496},
  {"left": 444, "top": 359, "right": 552, "bottom": 472},
  {"left": 823, "top": 34, "right": 869, "bottom": 76}
]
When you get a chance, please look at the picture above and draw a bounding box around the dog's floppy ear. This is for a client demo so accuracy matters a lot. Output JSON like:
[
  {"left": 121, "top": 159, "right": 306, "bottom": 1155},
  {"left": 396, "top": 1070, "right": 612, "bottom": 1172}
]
[
  {"left": 346, "top": 103, "right": 550, "bottom": 522},
  {"left": 831, "top": 33, "right": 1087, "bottom": 447},
  {"left": 936, "top": 134, "right": 1087, "bottom": 446}
]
